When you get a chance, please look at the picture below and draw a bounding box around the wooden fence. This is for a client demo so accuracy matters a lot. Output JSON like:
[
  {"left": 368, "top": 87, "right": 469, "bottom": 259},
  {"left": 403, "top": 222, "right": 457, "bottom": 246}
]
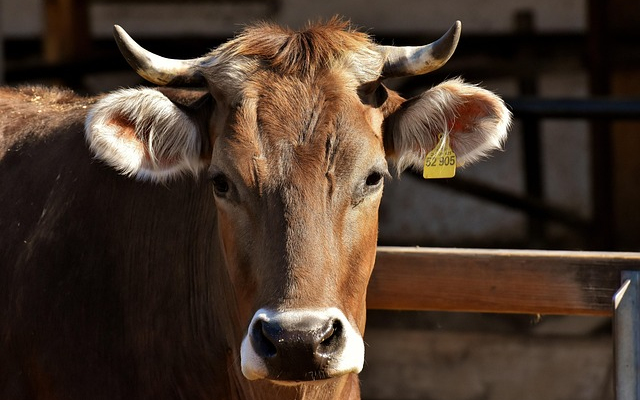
[{"left": 368, "top": 247, "right": 640, "bottom": 400}]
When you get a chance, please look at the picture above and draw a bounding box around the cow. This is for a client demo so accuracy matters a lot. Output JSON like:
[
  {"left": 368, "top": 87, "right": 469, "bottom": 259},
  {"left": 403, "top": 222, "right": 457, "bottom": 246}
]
[{"left": 0, "top": 18, "right": 510, "bottom": 400}]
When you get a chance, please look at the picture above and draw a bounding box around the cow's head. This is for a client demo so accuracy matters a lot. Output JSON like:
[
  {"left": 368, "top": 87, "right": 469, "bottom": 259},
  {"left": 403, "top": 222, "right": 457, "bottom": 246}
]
[{"left": 85, "top": 19, "right": 510, "bottom": 384}]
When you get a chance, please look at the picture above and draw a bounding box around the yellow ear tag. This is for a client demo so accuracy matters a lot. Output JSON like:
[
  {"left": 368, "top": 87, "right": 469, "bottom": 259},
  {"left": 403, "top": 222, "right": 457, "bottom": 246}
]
[{"left": 423, "top": 133, "right": 457, "bottom": 179}]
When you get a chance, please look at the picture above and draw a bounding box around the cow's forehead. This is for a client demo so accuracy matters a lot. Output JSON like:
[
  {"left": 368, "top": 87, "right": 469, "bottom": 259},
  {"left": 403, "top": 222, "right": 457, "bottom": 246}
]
[
  {"left": 200, "top": 19, "right": 384, "bottom": 102},
  {"left": 252, "top": 73, "right": 355, "bottom": 146},
  {"left": 212, "top": 72, "right": 385, "bottom": 192},
  {"left": 203, "top": 19, "right": 389, "bottom": 189}
]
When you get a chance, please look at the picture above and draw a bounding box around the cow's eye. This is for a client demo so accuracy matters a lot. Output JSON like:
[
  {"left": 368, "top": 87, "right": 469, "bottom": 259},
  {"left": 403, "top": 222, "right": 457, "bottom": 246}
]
[
  {"left": 365, "top": 171, "right": 383, "bottom": 187},
  {"left": 353, "top": 169, "right": 385, "bottom": 206},
  {"left": 211, "top": 173, "right": 230, "bottom": 196}
]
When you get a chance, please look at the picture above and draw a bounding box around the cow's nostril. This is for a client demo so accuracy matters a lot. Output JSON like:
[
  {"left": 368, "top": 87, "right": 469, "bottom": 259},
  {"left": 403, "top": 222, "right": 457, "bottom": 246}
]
[
  {"left": 251, "top": 320, "right": 278, "bottom": 358},
  {"left": 319, "top": 319, "right": 342, "bottom": 348}
]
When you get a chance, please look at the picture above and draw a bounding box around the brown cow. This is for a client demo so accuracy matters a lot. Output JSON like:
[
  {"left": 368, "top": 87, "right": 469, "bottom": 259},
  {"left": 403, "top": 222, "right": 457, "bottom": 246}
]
[{"left": 0, "top": 19, "right": 510, "bottom": 399}]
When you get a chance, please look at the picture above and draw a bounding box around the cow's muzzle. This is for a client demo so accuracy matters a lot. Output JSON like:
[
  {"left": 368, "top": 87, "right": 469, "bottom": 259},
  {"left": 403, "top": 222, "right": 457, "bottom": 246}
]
[{"left": 240, "top": 308, "right": 364, "bottom": 383}]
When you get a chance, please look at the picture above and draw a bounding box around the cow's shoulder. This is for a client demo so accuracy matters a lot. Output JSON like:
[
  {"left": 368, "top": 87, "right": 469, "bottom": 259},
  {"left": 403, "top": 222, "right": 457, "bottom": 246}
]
[{"left": 0, "top": 86, "right": 93, "bottom": 157}]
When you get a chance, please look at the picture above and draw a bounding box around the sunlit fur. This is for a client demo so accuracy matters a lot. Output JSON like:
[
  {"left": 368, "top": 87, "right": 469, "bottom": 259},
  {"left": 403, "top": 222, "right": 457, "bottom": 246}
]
[
  {"left": 85, "top": 88, "right": 204, "bottom": 182},
  {"left": 200, "top": 18, "right": 383, "bottom": 105}
]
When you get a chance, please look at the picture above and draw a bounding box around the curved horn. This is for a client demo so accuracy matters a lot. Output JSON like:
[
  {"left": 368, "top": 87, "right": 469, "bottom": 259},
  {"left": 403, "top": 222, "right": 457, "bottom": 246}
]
[
  {"left": 113, "top": 25, "right": 208, "bottom": 86},
  {"left": 378, "top": 21, "right": 461, "bottom": 78}
]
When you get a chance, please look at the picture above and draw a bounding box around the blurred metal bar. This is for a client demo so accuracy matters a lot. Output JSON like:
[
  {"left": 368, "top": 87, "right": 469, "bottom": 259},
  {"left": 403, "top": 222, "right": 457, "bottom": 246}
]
[
  {"left": 613, "top": 271, "right": 640, "bottom": 400},
  {"left": 520, "top": 103, "right": 545, "bottom": 245},
  {"left": 507, "top": 98, "right": 640, "bottom": 119},
  {"left": 515, "top": 10, "right": 545, "bottom": 248},
  {"left": 588, "top": 0, "right": 615, "bottom": 250}
]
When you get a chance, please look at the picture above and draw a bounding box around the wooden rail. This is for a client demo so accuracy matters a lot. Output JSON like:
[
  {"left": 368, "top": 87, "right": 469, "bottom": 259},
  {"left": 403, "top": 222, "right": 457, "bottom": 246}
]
[{"left": 368, "top": 247, "right": 640, "bottom": 316}]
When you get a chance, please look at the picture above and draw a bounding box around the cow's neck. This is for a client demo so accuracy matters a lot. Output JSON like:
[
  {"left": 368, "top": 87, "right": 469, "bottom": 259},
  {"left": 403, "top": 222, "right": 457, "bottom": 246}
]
[{"left": 229, "top": 371, "right": 361, "bottom": 400}]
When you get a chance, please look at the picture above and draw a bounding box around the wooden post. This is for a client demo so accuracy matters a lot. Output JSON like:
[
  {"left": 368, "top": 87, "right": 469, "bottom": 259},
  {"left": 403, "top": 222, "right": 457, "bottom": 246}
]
[{"left": 43, "top": 0, "right": 90, "bottom": 64}]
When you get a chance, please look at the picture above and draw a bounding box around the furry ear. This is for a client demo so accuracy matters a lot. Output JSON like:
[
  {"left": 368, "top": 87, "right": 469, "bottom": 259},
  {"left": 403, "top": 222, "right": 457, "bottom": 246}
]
[
  {"left": 85, "top": 88, "right": 212, "bottom": 182},
  {"left": 384, "top": 78, "right": 511, "bottom": 173}
]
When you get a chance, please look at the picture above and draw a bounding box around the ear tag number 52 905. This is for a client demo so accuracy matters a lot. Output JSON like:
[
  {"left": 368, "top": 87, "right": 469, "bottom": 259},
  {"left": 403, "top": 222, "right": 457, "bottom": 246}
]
[{"left": 423, "top": 133, "right": 457, "bottom": 179}]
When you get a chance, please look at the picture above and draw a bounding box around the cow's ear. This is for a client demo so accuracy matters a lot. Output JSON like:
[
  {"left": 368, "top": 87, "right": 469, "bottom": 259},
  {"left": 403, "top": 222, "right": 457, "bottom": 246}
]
[
  {"left": 85, "top": 87, "right": 213, "bottom": 182},
  {"left": 383, "top": 78, "right": 511, "bottom": 173}
]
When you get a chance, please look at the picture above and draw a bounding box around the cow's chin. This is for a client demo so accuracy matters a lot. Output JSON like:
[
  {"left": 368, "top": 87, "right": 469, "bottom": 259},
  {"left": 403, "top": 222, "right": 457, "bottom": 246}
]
[
  {"left": 241, "top": 365, "right": 362, "bottom": 386},
  {"left": 264, "top": 375, "right": 343, "bottom": 387},
  {"left": 239, "top": 308, "right": 365, "bottom": 384}
]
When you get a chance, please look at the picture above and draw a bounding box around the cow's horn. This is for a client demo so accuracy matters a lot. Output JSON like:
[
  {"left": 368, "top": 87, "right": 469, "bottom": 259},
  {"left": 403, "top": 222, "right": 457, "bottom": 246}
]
[
  {"left": 378, "top": 21, "right": 461, "bottom": 78},
  {"left": 113, "top": 25, "right": 208, "bottom": 86}
]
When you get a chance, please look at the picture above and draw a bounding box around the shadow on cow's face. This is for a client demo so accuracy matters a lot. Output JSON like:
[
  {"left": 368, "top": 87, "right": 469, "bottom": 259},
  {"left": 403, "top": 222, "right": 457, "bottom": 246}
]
[{"left": 208, "top": 72, "right": 386, "bottom": 383}]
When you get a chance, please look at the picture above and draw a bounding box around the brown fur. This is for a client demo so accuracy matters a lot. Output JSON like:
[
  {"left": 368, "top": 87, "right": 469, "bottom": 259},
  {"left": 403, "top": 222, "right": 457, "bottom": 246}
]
[{"left": 0, "top": 86, "right": 93, "bottom": 157}]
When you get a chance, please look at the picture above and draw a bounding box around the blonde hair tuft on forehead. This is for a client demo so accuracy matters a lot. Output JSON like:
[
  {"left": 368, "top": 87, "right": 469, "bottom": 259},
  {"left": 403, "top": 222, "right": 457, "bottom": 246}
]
[{"left": 210, "top": 17, "right": 383, "bottom": 82}]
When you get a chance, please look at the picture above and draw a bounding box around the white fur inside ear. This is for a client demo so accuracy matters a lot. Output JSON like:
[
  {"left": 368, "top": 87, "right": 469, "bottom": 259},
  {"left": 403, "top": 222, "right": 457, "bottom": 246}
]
[
  {"left": 442, "top": 80, "right": 511, "bottom": 166},
  {"left": 387, "top": 78, "right": 511, "bottom": 174},
  {"left": 85, "top": 88, "right": 204, "bottom": 182}
]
